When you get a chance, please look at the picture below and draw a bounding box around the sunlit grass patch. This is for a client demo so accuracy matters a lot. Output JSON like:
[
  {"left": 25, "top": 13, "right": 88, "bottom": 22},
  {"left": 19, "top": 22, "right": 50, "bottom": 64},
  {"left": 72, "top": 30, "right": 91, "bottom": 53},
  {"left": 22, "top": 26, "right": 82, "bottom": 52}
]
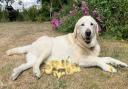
[{"left": 100, "top": 39, "right": 128, "bottom": 61}]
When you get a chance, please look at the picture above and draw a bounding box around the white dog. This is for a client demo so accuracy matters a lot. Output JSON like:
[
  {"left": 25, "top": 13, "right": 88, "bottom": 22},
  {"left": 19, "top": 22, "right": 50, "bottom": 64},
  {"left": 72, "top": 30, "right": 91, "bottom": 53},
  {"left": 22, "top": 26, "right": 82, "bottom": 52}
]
[{"left": 6, "top": 16, "right": 128, "bottom": 80}]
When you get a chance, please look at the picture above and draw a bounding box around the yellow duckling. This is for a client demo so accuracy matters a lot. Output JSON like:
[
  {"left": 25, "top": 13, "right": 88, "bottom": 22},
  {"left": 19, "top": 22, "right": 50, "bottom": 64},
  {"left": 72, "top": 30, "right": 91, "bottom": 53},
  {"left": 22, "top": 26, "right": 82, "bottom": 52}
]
[{"left": 43, "top": 60, "right": 81, "bottom": 78}]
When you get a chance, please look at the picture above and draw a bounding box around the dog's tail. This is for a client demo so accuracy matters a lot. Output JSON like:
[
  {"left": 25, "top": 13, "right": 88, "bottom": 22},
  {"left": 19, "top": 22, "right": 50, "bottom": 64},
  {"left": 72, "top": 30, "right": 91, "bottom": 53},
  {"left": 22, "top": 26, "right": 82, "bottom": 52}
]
[{"left": 6, "top": 45, "right": 31, "bottom": 56}]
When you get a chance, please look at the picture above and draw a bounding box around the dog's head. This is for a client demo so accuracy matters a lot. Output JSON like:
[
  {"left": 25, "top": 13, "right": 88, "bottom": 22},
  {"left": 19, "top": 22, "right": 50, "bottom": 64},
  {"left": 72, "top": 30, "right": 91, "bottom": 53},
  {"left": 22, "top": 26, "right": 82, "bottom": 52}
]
[{"left": 74, "top": 16, "right": 99, "bottom": 44}]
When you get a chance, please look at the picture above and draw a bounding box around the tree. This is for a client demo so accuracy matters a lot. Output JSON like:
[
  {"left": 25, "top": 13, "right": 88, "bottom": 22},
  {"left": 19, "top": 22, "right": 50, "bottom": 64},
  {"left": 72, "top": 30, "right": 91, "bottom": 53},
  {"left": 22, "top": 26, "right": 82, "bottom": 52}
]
[{"left": 0, "top": 0, "right": 14, "bottom": 6}]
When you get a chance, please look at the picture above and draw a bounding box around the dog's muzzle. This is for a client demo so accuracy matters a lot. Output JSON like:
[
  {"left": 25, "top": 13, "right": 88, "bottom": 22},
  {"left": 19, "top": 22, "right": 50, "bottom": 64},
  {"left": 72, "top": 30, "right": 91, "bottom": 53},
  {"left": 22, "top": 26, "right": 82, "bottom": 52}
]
[{"left": 85, "top": 29, "right": 91, "bottom": 44}]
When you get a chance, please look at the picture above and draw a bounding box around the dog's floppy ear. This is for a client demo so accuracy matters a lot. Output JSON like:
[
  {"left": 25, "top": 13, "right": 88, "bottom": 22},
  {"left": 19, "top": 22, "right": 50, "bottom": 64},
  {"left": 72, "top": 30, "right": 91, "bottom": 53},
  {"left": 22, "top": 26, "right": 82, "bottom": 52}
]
[
  {"left": 94, "top": 18, "right": 102, "bottom": 34},
  {"left": 96, "top": 24, "right": 99, "bottom": 34},
  {"left": 74, "top": 23, "right": 78, "bottom": 38},
  {"left": 94, "top": 22, "right": 101, "bottom": 34},
  {"left": 96, "top": 24, "right": 102, "bottom": 34}
]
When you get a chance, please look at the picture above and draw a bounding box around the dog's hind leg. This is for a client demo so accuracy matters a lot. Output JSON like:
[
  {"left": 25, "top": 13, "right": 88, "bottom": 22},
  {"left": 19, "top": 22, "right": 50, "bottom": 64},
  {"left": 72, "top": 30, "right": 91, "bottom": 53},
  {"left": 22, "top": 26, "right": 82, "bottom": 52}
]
[
  {"left": 11, "top": 53, "right": 36, "bottom": 80},
  {"left": 6, "top": 45, "right": 31, "bottom": 56},
  {"left": 100, "top": 57, "right": 128, "bottom": 67}
]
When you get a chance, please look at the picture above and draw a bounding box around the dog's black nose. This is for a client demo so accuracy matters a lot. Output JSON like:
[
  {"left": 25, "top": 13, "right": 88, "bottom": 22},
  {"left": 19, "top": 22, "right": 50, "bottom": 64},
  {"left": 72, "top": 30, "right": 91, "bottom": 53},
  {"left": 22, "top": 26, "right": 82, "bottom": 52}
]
[{"left": 85, "top": 29, "right": 91, "bottom": 37}]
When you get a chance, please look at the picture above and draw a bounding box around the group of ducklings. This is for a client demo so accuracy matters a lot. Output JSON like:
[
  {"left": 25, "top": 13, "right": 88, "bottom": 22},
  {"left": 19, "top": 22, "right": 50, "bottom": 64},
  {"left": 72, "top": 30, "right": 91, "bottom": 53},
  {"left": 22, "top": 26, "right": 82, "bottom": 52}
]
[{"left": 43, "top": 60, "right": 81, "bottom": 78}]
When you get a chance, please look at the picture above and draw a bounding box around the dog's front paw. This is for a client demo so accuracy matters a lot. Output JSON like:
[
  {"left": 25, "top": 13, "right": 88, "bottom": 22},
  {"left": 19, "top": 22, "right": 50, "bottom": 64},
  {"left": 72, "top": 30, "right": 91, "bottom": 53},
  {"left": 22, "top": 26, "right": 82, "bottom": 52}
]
[
  {"left": 33, "top": 68, "right": 41, "bottom": 79},
  {"left": 117, "top": 62, "right": 128, "bottom": 68},
  {"left": 103, "top": 65, "right": 117, "bottom": 73}
]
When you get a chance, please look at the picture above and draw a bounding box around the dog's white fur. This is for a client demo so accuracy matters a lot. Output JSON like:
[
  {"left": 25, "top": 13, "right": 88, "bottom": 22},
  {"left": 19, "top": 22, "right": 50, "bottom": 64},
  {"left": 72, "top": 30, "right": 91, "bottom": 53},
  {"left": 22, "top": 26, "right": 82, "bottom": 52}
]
[{"left": 6, "top": 16, "right": 128, "bottom": 80}]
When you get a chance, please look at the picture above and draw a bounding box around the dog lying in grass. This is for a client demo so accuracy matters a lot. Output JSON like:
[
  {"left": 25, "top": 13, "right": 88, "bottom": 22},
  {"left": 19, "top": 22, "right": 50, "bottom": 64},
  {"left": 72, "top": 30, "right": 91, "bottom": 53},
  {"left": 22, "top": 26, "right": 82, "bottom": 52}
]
[{"left": 6, "top": 16, "right": 128, "bottom": 80}]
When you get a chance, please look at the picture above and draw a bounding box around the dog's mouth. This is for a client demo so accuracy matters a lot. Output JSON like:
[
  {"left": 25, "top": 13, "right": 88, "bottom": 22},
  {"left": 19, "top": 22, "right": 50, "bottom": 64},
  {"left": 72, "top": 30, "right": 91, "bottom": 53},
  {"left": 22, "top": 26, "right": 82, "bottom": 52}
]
[{"left": 81, "top": 34, "right": 91, "bottom": 44}]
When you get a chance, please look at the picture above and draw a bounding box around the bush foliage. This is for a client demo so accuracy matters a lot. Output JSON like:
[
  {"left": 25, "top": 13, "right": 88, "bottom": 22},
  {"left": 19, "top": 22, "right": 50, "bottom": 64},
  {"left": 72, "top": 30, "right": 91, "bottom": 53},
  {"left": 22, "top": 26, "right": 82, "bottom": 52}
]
[
  {"left": 86, "top": 0, "right": 128, "bottom": 40},
  {"left": 0, "top": 10, "right": 8, "bottom": 22}
]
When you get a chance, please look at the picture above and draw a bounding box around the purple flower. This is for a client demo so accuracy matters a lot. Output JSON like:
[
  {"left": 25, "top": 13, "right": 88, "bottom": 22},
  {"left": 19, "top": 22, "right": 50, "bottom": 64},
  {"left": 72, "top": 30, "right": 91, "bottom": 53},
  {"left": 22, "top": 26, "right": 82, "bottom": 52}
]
[
  {"left": 80, "top": 1, "right": 89, "bottom": 16},
  {"left": 93, "top": 8, "right": 103, "bottom": 22},
  {"left": 81, "top": 5, "right": 89, "bottom": 16},
  {"left": 51, "top": 18, "right": 61, "bottom": 30},
  {"left": 93, "top": 8, "right": 98, "bottom": 17}
]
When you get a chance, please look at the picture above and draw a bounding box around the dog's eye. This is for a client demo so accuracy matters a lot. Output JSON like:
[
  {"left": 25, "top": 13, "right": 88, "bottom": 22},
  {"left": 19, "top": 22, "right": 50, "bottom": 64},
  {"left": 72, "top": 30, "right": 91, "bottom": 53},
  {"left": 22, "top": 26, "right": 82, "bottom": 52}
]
[
  {"left": 90, "top": 23, "right": 94, "bottom": 26},
  {"left": 81, "top": 23, "right": 84, "bottom": 26}
]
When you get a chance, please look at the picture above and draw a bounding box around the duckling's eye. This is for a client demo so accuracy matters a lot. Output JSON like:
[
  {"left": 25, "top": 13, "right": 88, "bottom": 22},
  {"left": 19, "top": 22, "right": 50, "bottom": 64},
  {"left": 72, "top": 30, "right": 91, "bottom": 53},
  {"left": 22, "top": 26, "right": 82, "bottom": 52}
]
[
  {"left": 90, "top": 23, "right": 94, "bottom": 26},
  {"left": 81, "top": 23, "right": 84, "bottom": 26}
]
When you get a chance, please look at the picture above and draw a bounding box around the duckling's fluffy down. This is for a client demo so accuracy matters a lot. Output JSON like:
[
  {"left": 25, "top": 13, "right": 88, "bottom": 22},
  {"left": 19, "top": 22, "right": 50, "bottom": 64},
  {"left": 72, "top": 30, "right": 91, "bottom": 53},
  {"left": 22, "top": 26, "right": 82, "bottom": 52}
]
[{"left": 43, "top": 60, "right": 81, "bottom": 78}]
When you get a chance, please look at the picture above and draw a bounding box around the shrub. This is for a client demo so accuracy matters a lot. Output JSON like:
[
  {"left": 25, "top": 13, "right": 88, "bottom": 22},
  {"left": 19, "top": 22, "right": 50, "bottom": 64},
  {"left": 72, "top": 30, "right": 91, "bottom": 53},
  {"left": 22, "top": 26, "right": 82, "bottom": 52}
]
[
  {"left": 58, "top": 11, "right": 82, "bottom": 33},
  {"left": 0, "top": 10, "right": 8, "bottom": 22},
  {"left": 86, "top": 0, "right": 128, "bottom": 40},
  {"left": 17, "top": 6, "right": 48, "bottom": 22},
  {"left": 27, "top": 6, "right": 38, "bottom": 21},
  {"left": 16, "top": 11, "right": 24, "bottom": 21},
  {"left": 40, "top": 3, "right": 50, "bottom": 21}
]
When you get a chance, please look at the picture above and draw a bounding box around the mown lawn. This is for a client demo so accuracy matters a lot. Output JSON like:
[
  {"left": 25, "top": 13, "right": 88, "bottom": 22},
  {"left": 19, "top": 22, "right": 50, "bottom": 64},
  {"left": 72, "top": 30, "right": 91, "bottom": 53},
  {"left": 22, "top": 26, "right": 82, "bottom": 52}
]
[{"left": 0, "top": 22, "right": 128, "bottom": 89}]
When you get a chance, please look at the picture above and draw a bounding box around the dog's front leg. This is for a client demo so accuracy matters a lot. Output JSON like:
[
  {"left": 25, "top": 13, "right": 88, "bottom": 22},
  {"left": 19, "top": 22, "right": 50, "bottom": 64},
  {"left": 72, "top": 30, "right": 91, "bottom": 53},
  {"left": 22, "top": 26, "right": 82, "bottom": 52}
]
[
  {"left": 78, "top": 56, "right": 118, "bottom": 72},
  {"left": 99, "top": 57, "right": 128, "bottom": 67}
]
